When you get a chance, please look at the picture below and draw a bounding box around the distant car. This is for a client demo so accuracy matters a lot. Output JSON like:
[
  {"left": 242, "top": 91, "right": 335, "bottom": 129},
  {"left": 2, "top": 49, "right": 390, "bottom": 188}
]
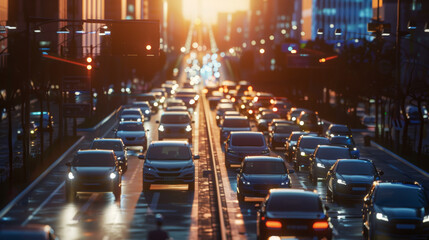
[
  {"left": 325, "top": 124, "right": 352, "bottom": 138},
  {"left": 151, "top": 88, "right": 167, "bottom": 103},
  {"left": 362, "top": 181, "right": 429, "bottom": 239},
  {"left": 284, "top": 131, "right": 316, "bottom": 162},
  {"left": 297, "top": 111, "right": 323, "bottom": 134},
  {"left": 253, "top": 92, "right": 274, "bottom": 107},
  {"left": 29, "top": 111, "right": 54, "bottom": 132},
  {"left": 270, "top": 101, "right": 291, "bottom": 118},
  {"left": 220, "top": 116, "right": 251, "bottom": 143},
  {"left": 309, "top": 145, "right": 353, "bottom": 184},
  {"left": 329, "top": 135, "right": 360, "bottom": 158},
  {"left": 257, "top": 189, "right": 332, "bottom": 240},
  {"left": 256, "top": 111, "right": 280, "bottom": 132},
  {"left": 114, "top": 121, "right": 148, "bottom": 151},
  {"left": 267, "top": 119, "right": 294, "bottom": 132},
  {"left": 208, "top": 91, "right": 223, "bottom": 109},
  {"left": 326, "top": 159, "right": 383, "bottom": 202},
  {"left": 164, "top": 98, "right": 186, "bottom": 108},
  {"left": 157, "top": 111, "right": 193, "bottom": 142},
  {"left": 236, "top": 156, "right": 293, "bottom": 201},
  {"left": 286, "top": 108, "right": 308, "bottom": 123},
  {"left": 89, "top": 138, "right": 128, "bottom": 172},
  {"left": 268, "top": 123, "right": 301, "bottom": 150},
  {"left": 65, "top": 150, "right": 122, "bottom": 201},
  {"left": 175, "top": 89, "right": 199, "bottom": 108},
  {"left": 216, "top": 103, "right": 236, "bottom": 125},
  {"left": 17, "top": 122, "right": 39, "bottom": 140},
  {"left": 294, "top": 136, "right": 330, "bottom": 171},
  {"left": 165, "top": 106, "right": 189, "bottom": 113},
  {"left": 0, "top": 224, "right": 58, "bottom": 240},
  {"left": 361, "top": 115, "right": 375, "bottom": 129},
  {"left": 224, "top": 131, "right": 270, "bottom": 168},
  {"left": 119, "top": 108, "right": 144, "bottom": 122},
  {"left": 141, "top": 141, "right": 199, "bottom": 190},
  {"left": 405, "top": 105, "right": 428, "bottom": 124},
  {"left": 219, "top": 110, "right": 241, "bottom": 124},
  {"left": 131, "top": 101, "right": 152, "bottom": 120},
  {"left": 135, "top": 93, "right": 160, "bottom": 112}
]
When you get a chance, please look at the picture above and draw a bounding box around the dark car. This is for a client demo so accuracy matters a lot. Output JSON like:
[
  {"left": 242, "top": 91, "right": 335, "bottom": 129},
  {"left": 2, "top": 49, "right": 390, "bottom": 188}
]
[
  {"left": 164, "top": 98, "right": 186, "bottom": 109},
  {"left": 269, "top": 123, "right": 301, "bottom": 150},
  {"left": 225, "top": 132, "right": 270, "bottom": 168},
  {"left": 256, "top": 111, "right": 280, "bottom": 132},
  {"left": 141, "top": 141, "right": 199, "bottom": 190},
  {"left": 325, "top": 124, "right": 352, "bottom": 138},
  {"left": 65, "top": 150, "right": 122, "bottom": 201},
  {"left": 216, "top": 103, "right": 236, "bottom": 125},
  {"left": 330, "top": 135, "right": 360, "bottom": 158},
  {"left": 286, "top": 108, "right": 308, "bottom": 123},
  {"left": 309, "top": 145, "right": 353, "bottom": 184},
  {"left": 362, "top": 181, "right": 429, "bottom": 239},
  {"left": 236, "top": 156, "right": 293, "bottom": 201},
  {"left": 326, "top": 159, "right": 383, "bottom": 202},
  {"left": 220, "top": 116, "right": 251, "bottom": 143},
  {"left": 30, "top": 111, "right": 54, "bottom": 132},
  {"left": 297, "top": 111, "right": 323, "bottom": 134},
  {"left": 89, "top": 138, "right": 128, "bottom": 172},
  {"left": 175, "top": 89, "right": 199, "bottom": 108},
  {"left": 284, "top": 131, "right": 317, "bottom": 162},
  {"left": 135, "top": 93, "right": 160, "bottom": 112},
  {"left": 294, "top": 136, "right": 330, "bottom": 171},
  {"left": 165, "top": 105, "right": 189, "bottom": 113},
  {"left": 131, "top": 101, "right": 152, "bottom": 120},
  {"left": 157, "top": 111, "right": 193, "bottom": 142},
  {"left": 257, "top": 189, "right": 332, "bottom": 240},
  {"left": 267, "top": 119, "right": 295, "bottom": 132},
  {"left": 270, "top": 101, "right": 292, "bottom": 118},
  {"left": 0, "top": 224, "right": 58, "bottom": 240}
]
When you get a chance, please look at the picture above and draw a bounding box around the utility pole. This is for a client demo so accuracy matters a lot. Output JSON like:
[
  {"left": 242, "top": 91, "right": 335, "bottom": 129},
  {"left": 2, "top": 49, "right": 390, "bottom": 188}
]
[{"left": 395, "top": 0, "right": 401, "bottom": 150}]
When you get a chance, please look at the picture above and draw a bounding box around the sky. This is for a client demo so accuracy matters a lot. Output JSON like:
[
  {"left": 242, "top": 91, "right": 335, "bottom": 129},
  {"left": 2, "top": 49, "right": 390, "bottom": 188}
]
[{"left": 182, "top": 0, "right": 249, "bottom": 23}]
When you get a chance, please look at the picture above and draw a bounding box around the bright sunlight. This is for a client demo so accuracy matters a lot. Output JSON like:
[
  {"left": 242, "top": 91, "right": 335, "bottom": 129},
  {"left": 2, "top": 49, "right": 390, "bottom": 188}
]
[{"left": 182, "top": 0, "right": 249, "bottom": 24}]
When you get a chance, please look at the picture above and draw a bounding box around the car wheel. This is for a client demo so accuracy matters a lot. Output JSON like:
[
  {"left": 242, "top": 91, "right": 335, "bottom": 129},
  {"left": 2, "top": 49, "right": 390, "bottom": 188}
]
[
  {"left": 188, "top": 181, "right": 195, "bottom": 191},
  {"left": 143, "top": 182, "right": 151, "bottom": 191},
  {"left": 114, "top": 185, "right": 121, "bottom": 201},
  {"left": 237, "top": 191, "right": 245, "bottom": 202}
]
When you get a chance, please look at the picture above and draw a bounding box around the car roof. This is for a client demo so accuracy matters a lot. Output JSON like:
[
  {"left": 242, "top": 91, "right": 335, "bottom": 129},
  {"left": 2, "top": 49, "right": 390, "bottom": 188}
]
[
  {"left": 93, "top": 138, "right": 122, "bottom": 142},
  {"left": 230, "top": 131, "right": 263, "bottom": 136},
  {"left": 122, "top": 108, "right": 141, "bottom": 112},
  {"left": 161, "top": 111, "right": 190, "bottom": 116},
  {"left": 269, "top": 189, "right": 318, "bottom": 198},
  {"left": 77, "top": 149, "right": 114, "bottom": 155},
  {"left": 224, "top": 116, "right": 248, "bottom": 120},
  {"left": 244, "top": 156, "right": 283, "bottom": 162},
  {"left": 149, "top": 140, "right": 190, "bottom": 147},
  {"left": 317, "top": 145, "right": 347, "bottom": 150},
  {"left": 300, "top": 136, "right": 327, "bottom": 140},
  {"left": 336, "top": 159, "right": 372, "bottom": 164},
  {"left": 118, "top": 121, "right": 143, "bottom": 125}
]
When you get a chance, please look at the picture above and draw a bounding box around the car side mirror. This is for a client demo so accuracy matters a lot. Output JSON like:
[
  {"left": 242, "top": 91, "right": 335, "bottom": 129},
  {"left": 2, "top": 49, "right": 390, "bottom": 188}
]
[
  {"left": 287, "top": 169, "right": 295, "bottom": 174},
  {"left": 194, "top": 155, "right": 200, "bottom": 160},
  {"left": 364, "top": 198, "right": 371, "bottom": 205},
  {"left": 156, "top": 120, "right": 159, "bottom": 124},
  {"left": 378, "top": 170, "right": 384, "bottom": 176},
  {"left": 138, "top": 154, "right": 145, "bottom": 160}
]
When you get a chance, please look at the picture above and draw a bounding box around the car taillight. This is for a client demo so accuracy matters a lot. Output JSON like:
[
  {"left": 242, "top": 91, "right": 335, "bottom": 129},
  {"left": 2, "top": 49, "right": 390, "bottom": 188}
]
[
  {"left": 313, "top": 221, "right": 329, "bottom": 229},
  {"left": 265, "top": 220, "right": 282, "bottom": 229}
]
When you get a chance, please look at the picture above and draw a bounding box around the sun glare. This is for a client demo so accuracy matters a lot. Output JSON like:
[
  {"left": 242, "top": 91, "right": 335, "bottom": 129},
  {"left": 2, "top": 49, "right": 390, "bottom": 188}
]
[{"left": 182, "top": 0, "right": 249, "bottom": 23}]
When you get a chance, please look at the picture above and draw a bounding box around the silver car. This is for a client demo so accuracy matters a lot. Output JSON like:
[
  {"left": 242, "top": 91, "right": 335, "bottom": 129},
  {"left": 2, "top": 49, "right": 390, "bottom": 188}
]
[{"left": 115, "top": 121, "right": 148, "bottom": 151}]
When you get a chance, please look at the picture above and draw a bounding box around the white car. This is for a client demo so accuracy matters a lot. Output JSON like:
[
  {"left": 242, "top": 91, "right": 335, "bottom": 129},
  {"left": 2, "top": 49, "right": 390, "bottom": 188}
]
[{"left": 120, "top": 108, "right": 144, "bottom": 122}]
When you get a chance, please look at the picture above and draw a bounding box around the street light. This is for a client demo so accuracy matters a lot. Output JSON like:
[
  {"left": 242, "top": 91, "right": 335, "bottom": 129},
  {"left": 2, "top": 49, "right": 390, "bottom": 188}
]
[
  {"left": 317, "top": 28, "right": 324, "bottom": 35},
  {"left": 56, "top": 26, "right": 70, "bottom": 34},
  {"left": 334, "top": 28, "right": 342, "bottom": 36}
]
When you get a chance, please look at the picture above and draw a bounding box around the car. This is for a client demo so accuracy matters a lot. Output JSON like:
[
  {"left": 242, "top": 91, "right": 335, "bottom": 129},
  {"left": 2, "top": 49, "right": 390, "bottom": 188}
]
[
  {"left": 362, "top": 181, "right": 429, "bottom": 239},
  {"left": 114, "top": 121, "right": 148, "bottom": 151},
  {"left": 165, "top": 106, "right": 188, "bottom": 113},
  {"left": 65, "top": 150, "right": 122, "bottom": 201},
  {"left": 236, "top": 156, "right": 293, "bottom": 201},
  {"left": 135, "top": 93, "right": 160, "bottom": 112},
  {"left": 257, "top": 189, "right": 332, "bottom": 240},
  {"left": 361, "top": 115, "right": 375, "bottom": 129},
  {"left": 157, "top": 111, "right": 193, "bottom": 142},
  {"left": 404, "top": 105, "right": 429, "bottom": 124},
  {"left": 294, "top": 136, "right": 330, "bottom": 171},
  {"left": 150, "top": 88, "right": 167, "bottom": 103},
  {"left": 89, "top": 138, "right": 128, "bottom": 172},
  {"left": 256, "top": 111, "right": 280, "bottom": 132},
  {"left": 119, "top": 108, "right": 144, "bottom": 122},
  {"left": 297, "top": 111, "right": 323, "bottom": 134},
  {"left": 215, "top": 103, "right": 236, "bottom": 125},
  {"left": 29, "top": 111, "right": 54, "bottom": 131},
  {"left": 131, "top": 101, "right": 152, "bottom": 120},
  {"left": 17, "top": 121, "right": 39, "bottom": 140},
  {"left": 161, "top": 83, "right": 174, "bottom": 96},
  {"left": 164, "top": 98, "right": 186, "bottom": 108},
  {"left": 224, "top": 131, "right": 270, "bottom": 168},
  {"left": 286, "top": 108, "right": 308, "bottom": 122},
  {"left": 219, "top": 116, "right": 251, "bottom": 143},
  {"left": 253, "top": 92, "right": 274, "bottom": 107},
  {"left": 0, "top": 224, "right": 58, "bottom": 240},
  {"left": 220, "top": 80, "right": 237, "bottom": 94},
  {"left": 208, "top": 91, "right": 223, "bottom": 109},
  {"left": 309, "top": 145, "right": 353, "bottom": 184},
  {"left": 284, "top": 131, "right": 316, "bottom": 162},
  {"left": 270, "top": 101, "right": 292, "bottom": 118},
  {"left": 329, "top": 135, "right": 360, "bottom": 158},
  {"left": 268, "top": 123, "right": 301, "bottom": 150},
  {"left": 175, "top": 89, "right": 199, "bottom": 108},
  {"left": 326, "top": 159, "right": 383, "bottom": 202},
  {"left": 140, "top": 141, "right": 199, "bottom": 190},
  {"left": 325, "top": 124, "right": 352, "bottom": 138},
  {"left": 267, "top": 119, "right": 295, "bottom": 132}
]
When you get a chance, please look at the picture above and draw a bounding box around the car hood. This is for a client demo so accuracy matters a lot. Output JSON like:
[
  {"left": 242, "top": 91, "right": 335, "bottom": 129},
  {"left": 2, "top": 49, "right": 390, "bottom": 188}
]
[
  {"left": 378, "top": 206, "right": 425, "bottom": 220},
  {"left": 145, "top": 159, "right": 193, "bottom": 169},
  {"left": 73, "top": 166, "right": 115, "bottom": 177},
  {"left": 116, "top": 131, "right": 146, "bottom": 137},
  {"left": 267, "top": 211, "right": 326, "bottom": 219},
  {"left": 243, "top": 174, "right": 287, "bottom": 184},
  {"left": 339, "top": 174, "right": 374, "bottom": 184}
]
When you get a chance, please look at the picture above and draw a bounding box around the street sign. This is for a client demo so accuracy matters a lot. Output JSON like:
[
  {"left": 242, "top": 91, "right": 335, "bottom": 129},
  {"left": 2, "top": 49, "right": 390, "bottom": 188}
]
[
  {"left": 62, "top": 76, "right": 90, "bottom": 92},
  {"left": 63, "top": 103, "right": 91, "bottom": 118}
]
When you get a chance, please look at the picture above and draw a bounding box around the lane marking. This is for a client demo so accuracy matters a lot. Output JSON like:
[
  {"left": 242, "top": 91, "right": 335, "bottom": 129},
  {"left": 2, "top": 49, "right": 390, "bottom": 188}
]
[
  {"left": 73, "top": 193, "right": 99, "bottom": 221},
  {"left": 21, "top": 181, "right": 65, "bottom": 226}
]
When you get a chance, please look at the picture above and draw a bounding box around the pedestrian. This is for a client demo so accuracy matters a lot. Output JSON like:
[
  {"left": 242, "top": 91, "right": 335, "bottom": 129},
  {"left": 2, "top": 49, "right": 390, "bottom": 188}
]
[{"left": 148, "top": 214, "right": 170, "bottom": 240}]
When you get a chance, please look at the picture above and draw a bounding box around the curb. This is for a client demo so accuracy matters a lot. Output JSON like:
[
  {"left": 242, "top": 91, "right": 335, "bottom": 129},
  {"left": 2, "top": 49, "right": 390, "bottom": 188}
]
[
  {"left": 0, "top": 136, "right": 85, "bottom": 219},
  {"left": 370, "top": 140, "right": 429, "bottom": 178}
]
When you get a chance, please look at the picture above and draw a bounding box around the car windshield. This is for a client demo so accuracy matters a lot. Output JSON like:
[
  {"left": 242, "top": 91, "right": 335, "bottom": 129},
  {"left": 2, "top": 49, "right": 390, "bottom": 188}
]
[
  {"left": 375, "top": 187, "right": 427, "bottom": 208},
  {"left": 290, "top": 133, "right": 306, "bottom": 141},
  {"left": 231, "top": 134, "right": 264, "bottom": 147},
  {"left": 137, "top": 95, "right": 155, "bottom": 101},
  {"left": 118, "top": 123, "right": 144, "bottom": 131},
  {"left": 122, "top": 110, "right": 140, "bottom": 116},
  {"left": 300, "top": 113, "right": 318, "bottom": 122},
  {"left": 161, "top": 114, "right": 190, "bottom": 124},
  {"left": 74, "top": 153, "right": 115, "bottom": 166},
  {"left": 223, "top": 119, "right": 249, "bottom": 128},
  {"left": 331, "top": 126, "right": 349, "bottom": 133},
  {"left": 316, "top": 148, "right": 351, "bottom": 159},
  {"left": 336, "top": 161, "right": 375, "bottom": 175},
  {"left": 267, "top": 194, "right": 322, "bottom": 212},
  {"left": 330, "top": 137, "right": 355, "bottom": 146},
  {"left": 91, "top": 141, "right": 123, "bottom": 151},
  {"left": 146, "top": 145, "right": 191, "bottom": 160},
  {"left": 275, "top": 125, "right": 301, "bottom": 133},
  {"left": 243, "top": 161, "right": 286, "bottom": 174},
  {"left": 300, "top": 138, "right": 330, "bottom": 149},
  {"left": 261, "top": 113, "right": 279, "bottom": 119}
]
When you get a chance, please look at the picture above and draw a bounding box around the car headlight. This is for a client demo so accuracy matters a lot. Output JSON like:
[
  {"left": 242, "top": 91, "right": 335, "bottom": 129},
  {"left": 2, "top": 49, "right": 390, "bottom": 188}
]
[
  {"left": 261, "top": 149, "right": 270, "bottom": 154},
  {"left": 137, "top": 118, "right": 142, "bottom": 122},
  {"left": 376, "top": 212, "right": 389, "bottom": 222},
  {"left": 194, "top": 95, "right": 199, "bottom": 100},
  {"left": 337, "top": 179, "right": 347, "bottom": 185},
  {"left": 145, "top": 110, "right": 150, "bottom": 114},
  {"left": 158, "top": 125, "right": 165, "bottom": 132},
  {"left": 353, "top": 147, "right": 357, "bottom": 151},
  {"left": 144, "top": 165, "right": 154, "bottom": 171},
  {"left": 299, "top": 121, "right": 304, "bottom": 126},
  {"left": 280, "top": 178, "right": 290, "bottom": 186},
  {"left": 241, "top": 177, "right": 251, "bottom": 185},
  {"left": 189, "top": 99, "right": 196, "bottom": 105},
  {"left": 423, "top": 215, "right": 429, "bottom": 223},
  {"left": 300, "top": 151, "right": 306, "bottom": 156},
  {"left": 292, "top": 145, "right": 296, "bottom": 150},
  {"left": 248, "top": 110, "right": 253, "bottom": 114},
  {"left": 154, "top": 102, "right": 159, "bottom": 107},
  {"left": 121, "top": 118, "right": 125, "bottom": 121},
  {"left": 291, "top": 117, "right": 296, "bottom": 121},
  {"left": 109, "top": 172, "right": 117, "bottom": 179},
  {"left": 68, "top": 172, "right": 75, "bottom": 180},
  {"left": 216, "top": 115, "right": 220, "bottom": 119},
  {"left": 316, "top": 162, "right": 325, "bottom": 168},
  {"left": 241, "top": 104, "right": 245, "bottom": 109},
  {"left": 330, "top": 133, "right": 335, "bottom": 138},
  {"left": 185, "top": 125, "right": 192, "bottom": 132},
  {"left": 17, "top": 130, "right": 21, "bottom": 134},
  {"left": 117, "top": 156, "right": 122, "bottom": 160}
]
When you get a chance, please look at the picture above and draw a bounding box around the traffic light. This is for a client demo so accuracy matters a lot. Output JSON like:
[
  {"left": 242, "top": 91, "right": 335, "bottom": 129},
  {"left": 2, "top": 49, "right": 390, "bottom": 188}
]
[{"left": 86, "top": 57, "right": 93, "bottom": 70}]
